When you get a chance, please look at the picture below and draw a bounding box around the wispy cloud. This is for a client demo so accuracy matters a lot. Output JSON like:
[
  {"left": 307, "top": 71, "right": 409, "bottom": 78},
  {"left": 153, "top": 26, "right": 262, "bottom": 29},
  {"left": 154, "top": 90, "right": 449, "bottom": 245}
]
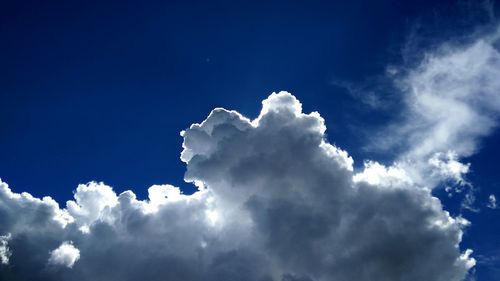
[{"left": 360, "top": 26, "right": 500, "bottom": 215}]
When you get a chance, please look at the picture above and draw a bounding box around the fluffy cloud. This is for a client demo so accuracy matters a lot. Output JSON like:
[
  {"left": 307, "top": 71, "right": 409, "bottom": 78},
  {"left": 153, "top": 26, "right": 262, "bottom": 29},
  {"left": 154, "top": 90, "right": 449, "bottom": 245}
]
[
  {"left": 48, "top": 242, "right": 80, "bottom": 268},
  {"left": 0, "top": 234, "right": 11, "bottom": 265},
  {"left": 0, "top": 92, "right": 475, "bottom": 281}
]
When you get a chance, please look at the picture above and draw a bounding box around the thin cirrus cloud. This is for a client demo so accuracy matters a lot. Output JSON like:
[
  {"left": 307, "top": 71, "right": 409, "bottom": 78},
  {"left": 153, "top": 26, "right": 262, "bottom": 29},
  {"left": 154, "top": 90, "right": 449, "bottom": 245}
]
[
  {"left": 376, "top": 26, "right": 500, "bottom": 188},
  {"left": 1, "top": 26, "right": 499, "bottom": 281}
]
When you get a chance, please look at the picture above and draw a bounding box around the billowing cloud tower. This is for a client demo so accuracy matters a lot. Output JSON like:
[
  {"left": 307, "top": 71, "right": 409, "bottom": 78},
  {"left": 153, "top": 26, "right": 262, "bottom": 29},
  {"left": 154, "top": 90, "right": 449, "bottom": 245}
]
[{"left": 0, "top": 92, "right": 474, "bottom": 281}]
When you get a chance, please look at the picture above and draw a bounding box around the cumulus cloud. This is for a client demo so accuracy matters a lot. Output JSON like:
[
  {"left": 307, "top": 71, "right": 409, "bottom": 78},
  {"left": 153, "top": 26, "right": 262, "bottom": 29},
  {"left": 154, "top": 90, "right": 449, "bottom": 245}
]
[
  {"left": 48, "top": 242, "right": 80, "bottom": 268},
  {"left": 0, "top": 91, "right": 476, "bottom": 281}
]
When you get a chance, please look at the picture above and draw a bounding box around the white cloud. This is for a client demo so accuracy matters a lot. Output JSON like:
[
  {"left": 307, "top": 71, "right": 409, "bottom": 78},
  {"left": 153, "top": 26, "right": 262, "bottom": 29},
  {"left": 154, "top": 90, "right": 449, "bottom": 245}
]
[
  {"left": 66, "top": 182, "right": 118, "bottom": 228},
  {"left": 400, "top": 32, "right": 500, "bottom": 161},
  {"left": 353, "top": 161, "right": 413, "bottom": 187},
  {"left": 0, "top": 234, "right": 11, "bottom": 265},
  {"left": 428, "top": 151, "right": 470, "bottom": 185},
  {"left": 364, "top": 26, "right": 500, "bottom": 214},
  {"left": 487, "top": 194, "right": 497, "bottom": 209},
  {"left": 48, "top": 242, "right": 80, "bottom": 268},
  {"left": 0, "top": 92, "right": 476, "bottom": 280}
]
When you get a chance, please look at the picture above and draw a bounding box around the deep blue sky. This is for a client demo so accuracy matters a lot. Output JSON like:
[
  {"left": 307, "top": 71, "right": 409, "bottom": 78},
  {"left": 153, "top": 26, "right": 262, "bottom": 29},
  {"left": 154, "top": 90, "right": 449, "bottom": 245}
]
[{"left": 1, "top": 1, "right": 499, "bottom": 279}]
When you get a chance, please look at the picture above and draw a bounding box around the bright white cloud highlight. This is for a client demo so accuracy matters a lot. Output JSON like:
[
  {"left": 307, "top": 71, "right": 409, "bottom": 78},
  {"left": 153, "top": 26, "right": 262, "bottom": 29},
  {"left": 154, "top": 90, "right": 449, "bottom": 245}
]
[
  {"left": 487, "top": 194, "right": 497, "bottom": 209},
  {"left": 428, "top": 151, "right": 470, "bottom": 185},
  {"left": 48, "top": 242, "right": 80, "bottom": 268},
  {"left": 0, "top": 234, "right": 11, "bottom": 265}
]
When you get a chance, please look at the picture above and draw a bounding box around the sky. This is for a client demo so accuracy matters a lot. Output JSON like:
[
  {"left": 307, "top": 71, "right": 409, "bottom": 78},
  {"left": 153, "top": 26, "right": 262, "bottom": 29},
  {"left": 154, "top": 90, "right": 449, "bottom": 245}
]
[{"left": 1, "top": 1, "right": 500, "bottom": 280}]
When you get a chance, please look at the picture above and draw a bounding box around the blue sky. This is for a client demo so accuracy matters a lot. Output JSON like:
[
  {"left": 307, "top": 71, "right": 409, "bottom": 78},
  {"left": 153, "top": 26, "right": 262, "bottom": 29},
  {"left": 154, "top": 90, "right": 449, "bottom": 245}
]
[
  {"left": 3, "top": 0, "right": 485, "bottom": 201},
  {"left": 1, "top": 1, "right": 500, "bottom": 280}
]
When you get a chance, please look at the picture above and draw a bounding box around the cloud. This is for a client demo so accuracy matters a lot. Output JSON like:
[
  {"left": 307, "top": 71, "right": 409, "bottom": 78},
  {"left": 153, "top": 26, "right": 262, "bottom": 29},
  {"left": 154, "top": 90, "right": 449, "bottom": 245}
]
[
  {"left": 0, "top": 234, "right": 11, "bottom": 265},
  {"left": 358, "top": 26, "right": 500, "bottom": 216},
  {"left": 428, "top": 151, "right": 470, "bottom": 185},
  {"left": 487, "top": 194, "right": 497, "bottom": 209},
  {"left": 48, "top": 242, "right": 80, "bottom": 268},
  {"left": 398, "top": 31, "right": 500, "bottom": 162},
  {"left": 0, "top": 91, "right": 476, "bottom": 281}
]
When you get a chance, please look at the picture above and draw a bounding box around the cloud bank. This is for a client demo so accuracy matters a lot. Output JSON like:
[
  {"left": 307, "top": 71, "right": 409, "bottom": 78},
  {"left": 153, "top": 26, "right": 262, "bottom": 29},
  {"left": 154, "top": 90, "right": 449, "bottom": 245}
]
[{"left": 0, "top": 91, "right": 476, "bottom": 281}]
